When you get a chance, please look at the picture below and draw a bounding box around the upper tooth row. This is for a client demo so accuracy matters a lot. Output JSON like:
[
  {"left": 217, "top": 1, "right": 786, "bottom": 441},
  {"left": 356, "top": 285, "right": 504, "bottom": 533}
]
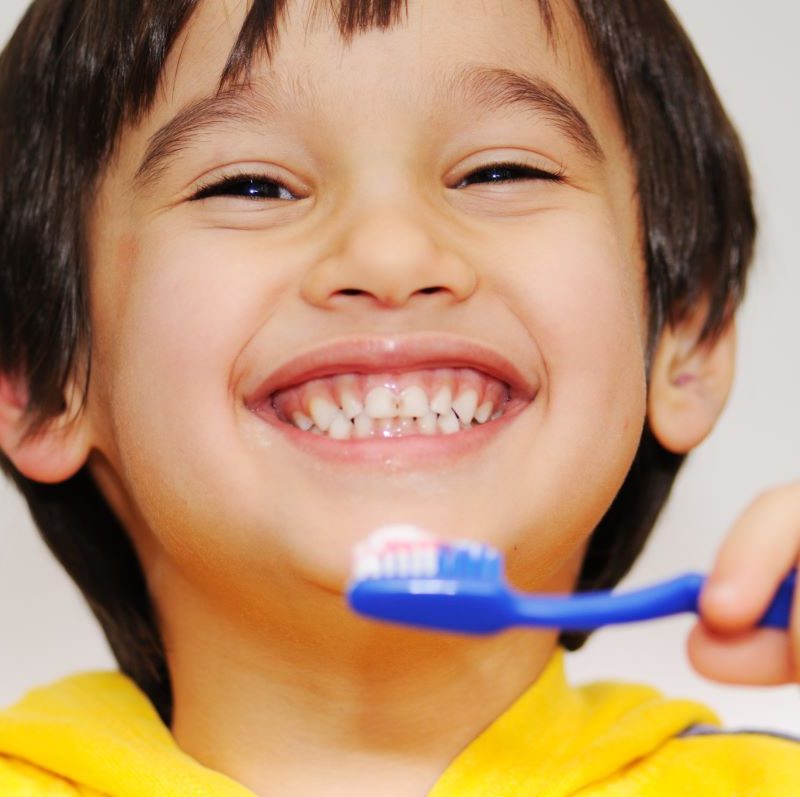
[{"left": 301, "top": 386, "right": 495, "bottom": 431}]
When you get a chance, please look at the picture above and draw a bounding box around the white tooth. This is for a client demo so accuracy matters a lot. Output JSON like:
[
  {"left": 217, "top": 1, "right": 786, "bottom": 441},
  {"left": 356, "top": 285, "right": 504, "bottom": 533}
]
[
  {"left": 438, "top": 409, "right": 461, "bottom": 434},
  {"left": 474, "top": 401, "right": 493, "bottom": 423},
  {"left": 430, "top": 386, "right": 452, "bottom": 415},
  {"left": 398, "top": 385, "right": 429, "bottom": 418},
  {"left": 353, "top": 411, "right": 374, "bottom": 438},
  {"left": 452, "top": 389, "right": 479, "bottom": 425},
  {"left": 397, "top": 417, "right": 415, "bottom": 436},
  {"left": 491, "top": 410, "right": 503, "bottom": 420},
  {"left": 309, "top": 397, "right": 339, "bottom": 431},
  {"left": 328, "top": 411, "right": 353, "bottom": 440},
  {"left": 340, "top": 390, "right": 363, "bottom": 420},
  {"left": 365, "top": 386, "right": 398, "bottom": 419},
  {"left": 418, "top": 412, "right": 438, "bottom": 435},
  {"left": 376, "top": 418, "right": 395, "bottom": 437},
  {"left": 291, "top": 411, "right": 314, "bottom": 431}
]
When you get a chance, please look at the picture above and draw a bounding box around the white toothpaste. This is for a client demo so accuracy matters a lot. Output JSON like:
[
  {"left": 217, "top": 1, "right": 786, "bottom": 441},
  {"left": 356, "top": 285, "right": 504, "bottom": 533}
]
[{"left": 352, "top": 524, "right": 440, "bottom": 580}]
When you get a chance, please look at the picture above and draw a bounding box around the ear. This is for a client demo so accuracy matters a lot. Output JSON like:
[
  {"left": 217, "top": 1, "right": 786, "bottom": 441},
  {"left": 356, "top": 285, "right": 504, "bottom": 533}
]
[
  {"left": 648, "top": 303, "right": 737, "bottom": 454},
  {"left": 0, "top": 372, "right": 91, "bottom": 483}
]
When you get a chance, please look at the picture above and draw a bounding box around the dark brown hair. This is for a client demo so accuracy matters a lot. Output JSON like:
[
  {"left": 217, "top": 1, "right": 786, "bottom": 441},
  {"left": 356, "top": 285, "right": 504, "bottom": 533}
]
[{"left": 0, "top": 0, "right": 754, "bottom": 724}]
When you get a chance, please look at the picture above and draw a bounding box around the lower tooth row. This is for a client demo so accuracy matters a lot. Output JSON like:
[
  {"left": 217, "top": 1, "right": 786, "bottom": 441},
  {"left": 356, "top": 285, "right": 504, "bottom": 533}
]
[{"left": 291, "top": 407, "right": 501, "bottom": 439}]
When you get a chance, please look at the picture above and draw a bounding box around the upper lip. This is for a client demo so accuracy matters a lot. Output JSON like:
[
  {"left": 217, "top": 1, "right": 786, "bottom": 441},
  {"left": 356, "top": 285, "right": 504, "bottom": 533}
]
[{"left": 245, "top": 334, "right": 540, "bottom": 406}]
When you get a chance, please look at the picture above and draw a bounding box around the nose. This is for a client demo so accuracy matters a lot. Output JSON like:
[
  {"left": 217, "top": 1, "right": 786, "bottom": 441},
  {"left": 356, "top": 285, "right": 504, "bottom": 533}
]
[{"left": 301, "top": 205, "right": 477, "bottom": 308}]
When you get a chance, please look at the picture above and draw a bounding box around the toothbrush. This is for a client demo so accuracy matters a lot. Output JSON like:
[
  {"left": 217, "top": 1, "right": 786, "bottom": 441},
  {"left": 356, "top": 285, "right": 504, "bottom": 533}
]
[{"left": 346, "top": 525, "right": 796, "bottom": 634}]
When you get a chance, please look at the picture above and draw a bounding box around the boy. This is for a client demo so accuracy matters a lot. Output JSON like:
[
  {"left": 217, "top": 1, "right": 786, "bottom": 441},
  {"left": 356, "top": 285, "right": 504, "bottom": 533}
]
[{"left": 0, "top": 0, "right": 798, "bottom": 794}]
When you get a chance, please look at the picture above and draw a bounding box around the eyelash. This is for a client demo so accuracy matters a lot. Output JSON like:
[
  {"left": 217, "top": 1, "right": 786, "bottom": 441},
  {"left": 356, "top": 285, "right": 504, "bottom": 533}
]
[
  {"left": 455, "top": 161, "right": 565, "bottom": 188},
  {"left": 189, "top": 161, "right": 565, "bottom": 202}
]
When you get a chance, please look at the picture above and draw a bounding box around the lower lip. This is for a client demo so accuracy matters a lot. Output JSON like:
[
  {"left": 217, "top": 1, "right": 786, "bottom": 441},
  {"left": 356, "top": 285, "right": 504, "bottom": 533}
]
[{"left": 252, "top": 398, "right": 533, "bottom": 467}]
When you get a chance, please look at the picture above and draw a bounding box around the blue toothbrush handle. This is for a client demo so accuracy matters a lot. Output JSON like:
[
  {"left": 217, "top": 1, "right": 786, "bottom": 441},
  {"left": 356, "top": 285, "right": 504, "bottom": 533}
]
[
  {"left": 759, "top": 571, "right": 796, "bottom": 629},
  {"left": 511, "top": 571, "right": 796, "bottom": 631}
]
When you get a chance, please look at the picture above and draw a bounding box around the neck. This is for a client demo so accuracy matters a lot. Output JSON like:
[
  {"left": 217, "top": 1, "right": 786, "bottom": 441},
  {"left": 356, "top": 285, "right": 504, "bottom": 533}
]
[{"left": 159, "top": 569, "right": 560, "bottom": 797}]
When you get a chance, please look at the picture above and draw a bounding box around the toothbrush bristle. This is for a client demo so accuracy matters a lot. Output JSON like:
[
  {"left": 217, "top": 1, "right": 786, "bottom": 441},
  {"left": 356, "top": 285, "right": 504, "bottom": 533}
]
[
  {"left": 436, "top": 542, "right": 497, "bottom": 579},
  {"left": 349, "top": 526, "right": 514, "bottom": 634},
  {"left": 353, "top": 539, "right": 440, "bottom": 580},
  {"left": 353, "top": 531, "right": 501, "bottom": 582},
  {"left": 352, "top": 523, "right": 432, "bottom": 579}
]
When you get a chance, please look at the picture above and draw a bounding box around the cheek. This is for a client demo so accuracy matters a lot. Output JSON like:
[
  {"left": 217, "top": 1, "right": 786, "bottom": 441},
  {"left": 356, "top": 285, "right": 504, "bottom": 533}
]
[
  {"left": 98, "top": 222, "right": 289, "bottom": 394},
  {"left": 89, "top": 227, "right": 290, "bottom": 549},
  {"left": 104, "top": 236, "right": 241, "bottom": 407},
  {"left": 545, "top": 216, "right": 647, "bottom": 432},
  {"left": 493, "top": 206, "right": 647, "bottom": 407},
  {"left": 486, "top": 208, "right": 649, "bottom": 557}
]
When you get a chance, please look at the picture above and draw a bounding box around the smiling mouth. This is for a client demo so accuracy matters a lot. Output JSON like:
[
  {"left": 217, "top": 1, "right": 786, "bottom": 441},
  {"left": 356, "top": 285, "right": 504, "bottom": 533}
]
[
  {"left": 266, "top": 367, "right": 511, "bottom": 440},
  {"left": 245, "top": 335, "right": 539, "bottom": 451}
]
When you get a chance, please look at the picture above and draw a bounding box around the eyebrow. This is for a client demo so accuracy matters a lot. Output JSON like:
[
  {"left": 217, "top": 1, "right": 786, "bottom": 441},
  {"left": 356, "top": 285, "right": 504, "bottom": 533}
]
[
  {"left": 133, "top": 63, "right": 603, "bottom": 192},
  {"left": 134, "top": 88, "right": 276, "bottom": 191},
  {"left": 445, "top": 64, "right": 604, "bottom": 163}
]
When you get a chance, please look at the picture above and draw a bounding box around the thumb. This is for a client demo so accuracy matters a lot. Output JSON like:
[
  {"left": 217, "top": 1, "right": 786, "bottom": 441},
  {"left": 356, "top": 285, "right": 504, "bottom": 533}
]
[{"left": 687, "top": 620, "right": 795, "bottom": 685}]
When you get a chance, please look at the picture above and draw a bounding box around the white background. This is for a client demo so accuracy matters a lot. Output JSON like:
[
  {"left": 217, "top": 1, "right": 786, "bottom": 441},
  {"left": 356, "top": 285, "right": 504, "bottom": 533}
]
[{"left": 1, "top": 2, "right": 798, "bottom": 733}]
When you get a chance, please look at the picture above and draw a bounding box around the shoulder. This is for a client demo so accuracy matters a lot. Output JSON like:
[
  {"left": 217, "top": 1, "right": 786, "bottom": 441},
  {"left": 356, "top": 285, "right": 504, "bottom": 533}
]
[
  {"left": 0, "top": 754, "right": 103, "bottom": 796},
  {"left": 664, "top": 725, "right": 800, "bottom": 778},
  {"left": 594, "top": 727, "right": 800, "bottom": 794}
]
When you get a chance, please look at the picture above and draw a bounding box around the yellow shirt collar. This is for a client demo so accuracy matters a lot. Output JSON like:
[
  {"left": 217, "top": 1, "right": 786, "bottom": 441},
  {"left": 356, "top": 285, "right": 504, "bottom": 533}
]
[{"left": 0, "top": 650, "right": 718, "bottom": 796}]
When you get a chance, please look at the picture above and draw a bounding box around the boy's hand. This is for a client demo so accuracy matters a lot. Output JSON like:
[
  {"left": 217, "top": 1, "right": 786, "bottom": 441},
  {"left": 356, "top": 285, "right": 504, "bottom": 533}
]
[{"left": 687, "top": 482, "right": 800, "bottom": 685}]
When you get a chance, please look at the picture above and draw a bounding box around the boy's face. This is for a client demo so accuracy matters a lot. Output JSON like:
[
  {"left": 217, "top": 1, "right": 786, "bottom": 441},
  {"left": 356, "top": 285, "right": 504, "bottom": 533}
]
[{"left": 84, "top": 0, "right": 647, "bottom": 605}]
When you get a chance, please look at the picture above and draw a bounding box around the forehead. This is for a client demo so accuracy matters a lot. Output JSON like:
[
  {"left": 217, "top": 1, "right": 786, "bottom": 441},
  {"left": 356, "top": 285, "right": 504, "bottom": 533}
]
[
  {"left": 132, "top": 0, "right": 617, "bottom": 153},
  {"left": 175, "top": 0, "right": 562, "bottom": 79}
]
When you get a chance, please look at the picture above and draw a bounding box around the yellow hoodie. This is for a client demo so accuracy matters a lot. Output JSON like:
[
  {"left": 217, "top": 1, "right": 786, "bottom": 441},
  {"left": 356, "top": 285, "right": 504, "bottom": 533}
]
[{"left": 0, "top": 650, "right": 797, "bottom": 796}]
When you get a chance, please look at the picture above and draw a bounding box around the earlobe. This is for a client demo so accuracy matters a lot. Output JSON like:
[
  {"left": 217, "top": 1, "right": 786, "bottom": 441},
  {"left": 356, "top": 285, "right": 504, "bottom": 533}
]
[
  {"left": 0, "top": 373, "right": 91, "bottom": 483},
  {"left": 647, "top": 305, "right": 737, "bottom": 455}
]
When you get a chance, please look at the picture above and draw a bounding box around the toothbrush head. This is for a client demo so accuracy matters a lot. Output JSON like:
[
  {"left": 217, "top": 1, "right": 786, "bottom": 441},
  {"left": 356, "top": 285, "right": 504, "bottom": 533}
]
[{"left": 347, "top": 524, "right": 514, "bottom": 633}]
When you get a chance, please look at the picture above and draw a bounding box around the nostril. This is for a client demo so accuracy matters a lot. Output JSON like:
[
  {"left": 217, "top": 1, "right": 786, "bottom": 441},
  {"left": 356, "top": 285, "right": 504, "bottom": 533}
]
[{"left": 336, "top": 286, "right": 442, "bottom": 298}]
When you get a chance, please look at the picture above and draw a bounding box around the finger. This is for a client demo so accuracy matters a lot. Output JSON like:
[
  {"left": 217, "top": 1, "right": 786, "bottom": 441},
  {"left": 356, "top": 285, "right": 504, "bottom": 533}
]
[
  {"left": 687, "top": 621, "right": 794, "bottom": 685},
  {"left": 701, "top": 485, "right": 800, "bottom": 633}
]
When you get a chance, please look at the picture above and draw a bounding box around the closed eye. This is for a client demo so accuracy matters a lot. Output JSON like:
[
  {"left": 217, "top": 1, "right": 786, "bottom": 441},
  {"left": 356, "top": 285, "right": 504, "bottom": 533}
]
[
  {"left": 189, "top": 161, "right": 565, "bottom": 202},
  {"left": 190, "top": 174, "right": 299, "bottom": 201},
  {"left": 455, "top": 161, "right": 565, "bottom": 188}
]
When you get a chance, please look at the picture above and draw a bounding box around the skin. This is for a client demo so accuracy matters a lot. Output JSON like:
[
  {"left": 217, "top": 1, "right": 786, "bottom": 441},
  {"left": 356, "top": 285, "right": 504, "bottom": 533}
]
[
  {"left": 0, "top": 0, "right": 795, "bottom": 794},
  {"left": 691, "top": 482, "right": 800, "bottom": 685},
  {"left": 86, "top": 4, "right": 650, "bottom": 789}
]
